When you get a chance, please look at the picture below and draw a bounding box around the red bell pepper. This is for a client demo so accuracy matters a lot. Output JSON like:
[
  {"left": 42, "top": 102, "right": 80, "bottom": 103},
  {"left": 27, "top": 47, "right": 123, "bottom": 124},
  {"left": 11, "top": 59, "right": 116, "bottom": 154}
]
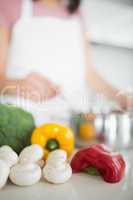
[{"left": 71, "top": 144, "right": 126, "bottom": 183}]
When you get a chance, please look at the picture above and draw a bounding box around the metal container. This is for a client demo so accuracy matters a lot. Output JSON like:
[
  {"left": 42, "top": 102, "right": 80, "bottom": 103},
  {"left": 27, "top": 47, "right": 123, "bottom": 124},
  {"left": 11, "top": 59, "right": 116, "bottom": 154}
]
[
  {"left": 71, "top": 111, "right": 133, "bottom": 150},
  {"left": 103, "top": 111, "right": 133, "bottom": 150}
]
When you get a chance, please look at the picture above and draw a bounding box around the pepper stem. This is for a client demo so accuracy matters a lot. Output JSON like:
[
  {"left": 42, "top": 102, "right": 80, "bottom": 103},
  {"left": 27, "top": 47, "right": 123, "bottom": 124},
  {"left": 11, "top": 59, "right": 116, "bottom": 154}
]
[
  {"left": 84, "top": 167, "right": 100, "bottom": 176},
  {"left": 46, "top": 139, "right": 60, "bottom": 151}
]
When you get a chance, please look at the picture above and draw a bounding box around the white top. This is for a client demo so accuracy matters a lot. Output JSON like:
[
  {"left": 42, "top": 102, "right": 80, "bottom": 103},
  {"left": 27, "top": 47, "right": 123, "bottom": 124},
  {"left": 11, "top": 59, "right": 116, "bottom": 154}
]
[{"left": 4, "top": 0, "right": 90, "bottom": 125}]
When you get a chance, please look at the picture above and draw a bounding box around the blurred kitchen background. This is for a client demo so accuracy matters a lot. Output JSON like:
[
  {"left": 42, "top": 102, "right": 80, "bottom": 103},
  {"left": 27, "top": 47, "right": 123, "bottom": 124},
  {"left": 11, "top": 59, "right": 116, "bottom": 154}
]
[
  {"left": 82, "top": 0, "right": 133, "bottom": 91},
  {"left": 71, "top": 0, "right": 133, "bottom": 149}
]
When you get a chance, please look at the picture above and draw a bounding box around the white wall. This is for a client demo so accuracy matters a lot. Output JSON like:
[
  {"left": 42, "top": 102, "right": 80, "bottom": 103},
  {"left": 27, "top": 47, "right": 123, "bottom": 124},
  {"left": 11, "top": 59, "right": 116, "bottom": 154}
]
[
  {"left": 90, "top": 44, "right": 133, "bottom": 91},
  {"left": 82, "top": 0, "right": 133, "bottom": 48},
  {"left": 82, "top": 0, "right": 133, "bottom": 91}
]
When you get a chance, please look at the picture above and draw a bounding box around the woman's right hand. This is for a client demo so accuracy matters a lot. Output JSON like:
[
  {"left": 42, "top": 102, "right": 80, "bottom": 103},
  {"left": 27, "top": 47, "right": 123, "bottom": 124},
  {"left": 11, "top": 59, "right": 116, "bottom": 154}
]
[
  {"left": 21, "top": 72, "right": 60, "bottom": 102},
  {"left": 1, "top": 73, "right": 60, "bottom": 102},
  {"left": 23, "top": 73, "right": 59, "bottom": 101}
]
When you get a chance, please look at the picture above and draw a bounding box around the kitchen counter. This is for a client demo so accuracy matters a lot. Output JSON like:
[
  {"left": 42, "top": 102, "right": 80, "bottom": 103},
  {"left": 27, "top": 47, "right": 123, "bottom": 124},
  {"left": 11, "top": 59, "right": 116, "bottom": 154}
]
[{"left": 0, "top": 149, "right": 133, "bottom": 200}]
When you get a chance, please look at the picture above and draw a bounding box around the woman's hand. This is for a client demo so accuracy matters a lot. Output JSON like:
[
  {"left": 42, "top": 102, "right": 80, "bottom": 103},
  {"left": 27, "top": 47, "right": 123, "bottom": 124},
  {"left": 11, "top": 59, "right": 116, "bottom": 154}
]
[
  {"left": 117, "top": 94, "right": 133, "bottom": 111},
  {"left": 23, "top": 72, "right": 60, "bottom": 102},
  {"left": 0, "top": 73, "right": 60, "bottom": 102}
]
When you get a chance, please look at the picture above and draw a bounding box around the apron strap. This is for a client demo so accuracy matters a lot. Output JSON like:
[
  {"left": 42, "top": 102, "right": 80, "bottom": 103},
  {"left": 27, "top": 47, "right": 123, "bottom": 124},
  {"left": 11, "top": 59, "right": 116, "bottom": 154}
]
[{"left": 21, "top": 0, "right": 33, "bottom": 19}]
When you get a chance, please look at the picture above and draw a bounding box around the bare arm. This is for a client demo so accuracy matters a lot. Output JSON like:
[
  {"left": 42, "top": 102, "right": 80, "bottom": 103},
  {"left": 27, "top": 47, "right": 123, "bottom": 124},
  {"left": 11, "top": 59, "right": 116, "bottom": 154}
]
[
  {"left": 0, "top": 27, "right": 9, "bottom": 76},
  {"left": 84, "top": 34, "right": 128, "bottom": 109},
  {"left": 0, "top": 27, "right": 23, "bottom": 90}
]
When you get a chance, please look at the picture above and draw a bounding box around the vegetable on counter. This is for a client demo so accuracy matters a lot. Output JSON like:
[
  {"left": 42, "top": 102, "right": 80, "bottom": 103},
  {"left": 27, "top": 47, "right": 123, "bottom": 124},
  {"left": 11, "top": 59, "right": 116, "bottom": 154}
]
[
  {"left": 0, "top": 145, "right": 43, "bottom": 188},
  {"left": 9, "top": 163, "right": 42, "bottom": 186},
  {"left": 0, "top": 146, "right": 18, "bottom": 168},
  {"left": 19, "top": 144, "right": 44, "bottom": 164},
  {"left": 0, "top": 104, "right": 35, "bottom": 154},
  {"left": 71, "top": 144, "right": 126, "bottom": 183},
  {"left": 43, "top": 150, "right": 72, "bottom": 184},
  {"left": 31, "top": 123, "right": 74, "bottom": 158},
  {"left": 0, "top": 145, "right": 72, "bottom": 188},
  {"left": 0, "top": 145, "right": 19, "bottom": 189},
  {"left": 0, "top": 160, "right": 10, "bottom": 189}
]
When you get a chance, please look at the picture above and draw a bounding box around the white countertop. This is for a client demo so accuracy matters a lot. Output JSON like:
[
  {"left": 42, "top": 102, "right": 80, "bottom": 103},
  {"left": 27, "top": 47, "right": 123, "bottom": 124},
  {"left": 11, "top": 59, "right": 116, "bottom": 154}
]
[{"left": 0, "top": 149, "right": 133, "bottom": 200}]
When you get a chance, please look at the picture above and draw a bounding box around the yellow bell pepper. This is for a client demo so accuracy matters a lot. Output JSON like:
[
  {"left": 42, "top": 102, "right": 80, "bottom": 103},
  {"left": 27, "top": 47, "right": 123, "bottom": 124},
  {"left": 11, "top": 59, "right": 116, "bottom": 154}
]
[{"left": 31, "top": 123, "right": 74, "bottom": 158}]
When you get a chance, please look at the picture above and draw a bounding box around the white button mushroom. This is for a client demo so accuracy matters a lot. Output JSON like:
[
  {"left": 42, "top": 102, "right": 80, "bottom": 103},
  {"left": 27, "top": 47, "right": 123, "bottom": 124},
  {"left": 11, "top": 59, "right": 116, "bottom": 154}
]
[
  {"left": 19, "top": 145, "right": 44, "bottom": 164},
  {"left": 43, "top": 150, "right": 72, "bottom": 184},
  {"left": 9, "top": 163, "right": 42, "bottom": 186},
  {"left": 0, "top": 146, "right": 18, "bottom": 168},
  {"left": 0, "top": 160, "right": 10, "bottom": 189}
]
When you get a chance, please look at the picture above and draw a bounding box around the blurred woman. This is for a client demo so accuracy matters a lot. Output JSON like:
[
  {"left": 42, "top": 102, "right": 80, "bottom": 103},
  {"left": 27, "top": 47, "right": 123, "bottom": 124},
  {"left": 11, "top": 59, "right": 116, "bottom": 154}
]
[{"left": 0, "top": 0, "right": 130, "bottom": 125}]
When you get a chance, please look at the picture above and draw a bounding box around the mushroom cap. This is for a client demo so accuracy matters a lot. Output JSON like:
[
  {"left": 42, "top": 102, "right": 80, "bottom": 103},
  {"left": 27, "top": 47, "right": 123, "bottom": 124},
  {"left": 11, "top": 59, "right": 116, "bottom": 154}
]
[
  {"left": 19, "top": 145, "right": 44, "bottom": 164},
  {"left": 46, "top": 150, "right": 67, "bottom": 166},
  {"left": 0, "top": 146, "right": 18, "bottom": 168}
]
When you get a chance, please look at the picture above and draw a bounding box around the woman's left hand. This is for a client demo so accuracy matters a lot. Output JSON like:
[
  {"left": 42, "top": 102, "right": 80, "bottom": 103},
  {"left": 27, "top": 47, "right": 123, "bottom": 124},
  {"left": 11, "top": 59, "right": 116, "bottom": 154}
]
[
  {"left": 117, "top": 94, "right": 133, "bottom": 111},
  {"left": 24, "top": 72, "right": 60, "bottom": 102}
]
